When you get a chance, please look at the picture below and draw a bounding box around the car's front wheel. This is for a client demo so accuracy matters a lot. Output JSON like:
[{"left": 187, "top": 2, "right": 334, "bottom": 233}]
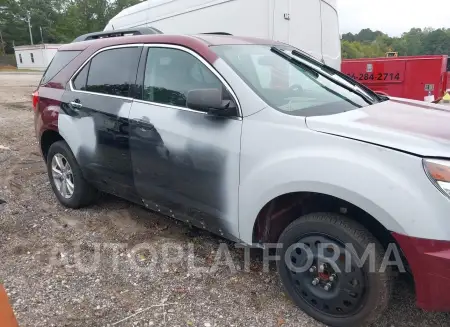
[
  {"left": 47, "top": 140, "right": 98, "bottom": 208},
  {"left": 277, "top": 213, "right": 392, "bottom": 327}
]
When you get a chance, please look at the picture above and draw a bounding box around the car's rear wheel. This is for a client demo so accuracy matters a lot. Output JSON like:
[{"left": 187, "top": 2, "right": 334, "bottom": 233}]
[
  {"left": 277, "top": 213, "right": 392, "bottom": 327},
  {"left": 47, "top": 141, "right": 98, "bottom": 208}
]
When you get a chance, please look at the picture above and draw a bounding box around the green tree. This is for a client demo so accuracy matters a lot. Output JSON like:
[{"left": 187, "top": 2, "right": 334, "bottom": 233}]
[
  {"left": 356, "top": 28, "right": 384, "bottom": 42},
  {"left": 0, "top": 0, "right": 143, "bottom": 52},
  {"left": 422, "top": 28, "right": 450, "bottom": 55},
  {"left": 402, "top": 28, "right": 424, "bottom": 55},
  {"left": 342, "top": 32, "right": 355, "bottom": 42},
  {"left": 341, "top": 26, "right": 450, "bottom": 59}
]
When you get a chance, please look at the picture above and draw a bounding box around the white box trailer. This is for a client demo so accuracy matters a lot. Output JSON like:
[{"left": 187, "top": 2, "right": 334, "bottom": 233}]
[{"left": 104, "top": 0, "right": 341, "bottom": 70}]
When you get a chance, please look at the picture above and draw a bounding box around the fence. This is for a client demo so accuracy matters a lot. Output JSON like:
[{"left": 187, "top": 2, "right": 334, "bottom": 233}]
[{"left": 0, "top": 55, "right": 17, "bottom": 67}]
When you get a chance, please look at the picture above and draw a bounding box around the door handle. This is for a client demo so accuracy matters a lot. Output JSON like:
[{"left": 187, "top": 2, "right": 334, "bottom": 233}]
[
  {"left": 135, "top": 119, "right": 155, "bottom": 129},
  {"left": 138, "top": 125, "right": 153, "bottom": 133},
  {"left": 133, "top": 119, "right": 156, "bottom": 134},
  {"left": 70, "top": 101, "right": 83, "bottom": 108}
]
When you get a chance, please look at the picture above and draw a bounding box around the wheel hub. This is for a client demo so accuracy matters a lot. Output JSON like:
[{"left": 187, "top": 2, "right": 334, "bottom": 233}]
[
  {"left": 317, "top": 263, "right": 333, "bottom": 282},
  {"left": 51, "top": 153, "right": 75, "bottom": 199},
  {"left": 318, "top": 272, "right": 329, "bottom": 280},
  {"left": 286, "top": 234, "right": 367, "bottom": 317},
  {"left": 309, "top": 263, "right": 336, "bottom": 291}
]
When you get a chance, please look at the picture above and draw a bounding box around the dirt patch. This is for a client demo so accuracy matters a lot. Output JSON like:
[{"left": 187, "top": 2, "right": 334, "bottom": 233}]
[
  {"left": 0, "top": 73, "right": 449, "bottom": 327},
  {"left": 6, "top": 102, "right": 30, "bottom": 110},
  {"left": 0, "top": 65, "right": 17, "bottom": 71}
]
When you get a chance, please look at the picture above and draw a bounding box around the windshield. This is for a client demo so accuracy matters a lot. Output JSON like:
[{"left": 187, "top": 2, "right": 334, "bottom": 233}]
[{"left": 212, "top": 45, "right": 378, "bottom": 117}]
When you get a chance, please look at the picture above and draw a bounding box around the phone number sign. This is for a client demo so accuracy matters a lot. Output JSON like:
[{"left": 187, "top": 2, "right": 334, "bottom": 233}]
[{"left": 346, "top": 72, "right": 402, "bottom": 82}]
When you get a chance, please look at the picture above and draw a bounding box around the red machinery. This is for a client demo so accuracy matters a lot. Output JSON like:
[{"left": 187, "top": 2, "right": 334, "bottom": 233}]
[{"left": 341, "top": 55, "right": 450, "bottom": 101}]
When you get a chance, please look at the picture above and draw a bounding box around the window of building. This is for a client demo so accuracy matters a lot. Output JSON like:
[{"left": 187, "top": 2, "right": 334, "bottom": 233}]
[
  {"left": 19, "top": 54, "right": 22, "bottom": 64},
  {"left": 30, "top": 53, "right": 34, "bottom": 63}
]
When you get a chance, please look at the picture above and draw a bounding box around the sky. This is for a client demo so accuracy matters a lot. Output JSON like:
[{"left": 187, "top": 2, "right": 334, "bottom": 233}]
[{"left": 338, "top": 0, "right": 450, "bottom": 36}]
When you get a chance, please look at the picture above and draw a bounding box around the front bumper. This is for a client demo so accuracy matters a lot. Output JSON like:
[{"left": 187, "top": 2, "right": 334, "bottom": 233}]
[{"left": 393, "top": 232, "right": 450, "bottom": 311}]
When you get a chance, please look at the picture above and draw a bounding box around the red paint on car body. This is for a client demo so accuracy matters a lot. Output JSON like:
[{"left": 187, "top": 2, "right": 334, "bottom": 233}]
[
  {"left": 60, "top": 34, "right": 219, "bottom": 62},
  {"left": 48, "top": 34, "right": 232, "bottom": 90},
  {"left": 195, "top": 34, "right": 280, "bottom": 46},
  {"left": 393, "top": 232, "right": 450, "bottom": 311},
  {"left": 47, "top": 34, "right": 279, "bottom": 94},
  {"left": 34, "top": 87, "right": 64, "bottom": 143}
]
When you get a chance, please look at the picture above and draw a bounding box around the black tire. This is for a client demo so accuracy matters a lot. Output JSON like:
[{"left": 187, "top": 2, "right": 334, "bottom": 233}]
[
  {"left": 47, "top": 140, "right": 98, "bottom": 208},
  {"left": 276, "top": 213, "right": 392, "bottom": 327}
]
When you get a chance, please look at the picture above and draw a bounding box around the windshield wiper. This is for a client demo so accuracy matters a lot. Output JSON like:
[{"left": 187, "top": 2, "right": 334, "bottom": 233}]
[
  {"left": 290, "top": 49, "right": 383, "bottom": 102},
  {"left": 270, "top": 47, "right": 374, "bottom": 105},
  {"left": 291, "top": 49, "right": 324, "bottom": 67}
]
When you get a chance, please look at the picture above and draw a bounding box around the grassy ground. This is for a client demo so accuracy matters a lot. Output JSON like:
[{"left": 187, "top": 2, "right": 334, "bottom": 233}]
[{"left": 0, "top": 66, "right": 42, "bottom": 73}]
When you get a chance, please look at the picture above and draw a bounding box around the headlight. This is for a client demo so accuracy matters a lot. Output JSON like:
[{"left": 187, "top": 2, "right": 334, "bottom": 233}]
[{"left": 423, "top": 159, "right": 450, "bottom": 198}]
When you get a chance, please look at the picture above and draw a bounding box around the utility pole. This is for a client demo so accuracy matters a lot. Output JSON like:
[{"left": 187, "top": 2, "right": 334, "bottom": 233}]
[
  {"left": 0, "top": 31, "right": 5, "bottom": 55},
  {"left": 40, "top": 26, "right": 43, "bottom": 44},
  {"left": 25, "top": 11, "right": 33, "bottom": 45}
]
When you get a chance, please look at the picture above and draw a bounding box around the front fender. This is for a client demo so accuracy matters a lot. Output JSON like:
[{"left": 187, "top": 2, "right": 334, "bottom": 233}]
[{"left": 238, "top": 108, "right": 450, "bottom": 244}]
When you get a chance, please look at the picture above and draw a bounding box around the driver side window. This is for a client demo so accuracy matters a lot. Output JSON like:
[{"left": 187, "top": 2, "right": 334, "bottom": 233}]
[{"left": 143, "top": 47, "right": 227, "bottom": 111}]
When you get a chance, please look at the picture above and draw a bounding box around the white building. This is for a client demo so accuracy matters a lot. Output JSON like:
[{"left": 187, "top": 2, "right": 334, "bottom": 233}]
[{"left": 13, "top": 44, "right": 64, "bottom": 71}]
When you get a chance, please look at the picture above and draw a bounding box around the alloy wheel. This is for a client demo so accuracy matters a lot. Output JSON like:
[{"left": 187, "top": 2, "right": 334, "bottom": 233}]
[{"left": 51, "top": 153, "right": 75, "bottom": 199}]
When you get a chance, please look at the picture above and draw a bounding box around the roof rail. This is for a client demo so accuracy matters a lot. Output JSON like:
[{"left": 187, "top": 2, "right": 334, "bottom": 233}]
[
  {"left": 72, "top": 27, "right": 163, "bottom": 43},
  {"left": 201, "top": 32, "right": 233, "bottom": 36}
]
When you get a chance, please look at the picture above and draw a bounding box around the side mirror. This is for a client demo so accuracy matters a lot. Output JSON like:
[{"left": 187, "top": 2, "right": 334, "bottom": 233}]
[{"left": 187, "top": 88, "right": 236, "bottom": 117}]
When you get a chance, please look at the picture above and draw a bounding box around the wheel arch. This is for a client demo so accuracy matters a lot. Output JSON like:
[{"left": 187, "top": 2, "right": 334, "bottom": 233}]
[
  {"left": 40, "top": 129, "right": 65, "bottom": 162},
  {"left": 249, "top": 190, "right": 404, "bottom": 253}
]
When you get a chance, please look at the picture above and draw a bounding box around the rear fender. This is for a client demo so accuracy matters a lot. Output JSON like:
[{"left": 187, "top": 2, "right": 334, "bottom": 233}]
[{"left": 35, "top": 87, "right": 63, "bottom": 142}]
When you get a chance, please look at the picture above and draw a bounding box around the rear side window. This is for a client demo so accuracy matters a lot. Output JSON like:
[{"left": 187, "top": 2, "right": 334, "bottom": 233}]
[
  {"left": 41, "top": 51, "right": 81, "bottom": 84},
  {"left": 72, "top": 62, "right": 90, "bottom": 90},
  {"left": 85, "top": 47, "right": 141, "bottom": 97}
]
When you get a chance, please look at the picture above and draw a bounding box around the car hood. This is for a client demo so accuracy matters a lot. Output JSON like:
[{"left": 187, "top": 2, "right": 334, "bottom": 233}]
[{"left": 306, "top": 98, "right": 450, "bottom": 157}]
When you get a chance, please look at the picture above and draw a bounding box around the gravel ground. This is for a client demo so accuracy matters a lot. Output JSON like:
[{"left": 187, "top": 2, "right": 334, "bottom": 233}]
[{"left": 0, "top": 72, "right": 449, "bottom": 327}]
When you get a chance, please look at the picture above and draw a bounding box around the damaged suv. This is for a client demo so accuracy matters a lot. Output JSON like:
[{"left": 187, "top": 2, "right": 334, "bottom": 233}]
[{"left": 34, "top": 31, "right": 450, "bottom": 327}]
